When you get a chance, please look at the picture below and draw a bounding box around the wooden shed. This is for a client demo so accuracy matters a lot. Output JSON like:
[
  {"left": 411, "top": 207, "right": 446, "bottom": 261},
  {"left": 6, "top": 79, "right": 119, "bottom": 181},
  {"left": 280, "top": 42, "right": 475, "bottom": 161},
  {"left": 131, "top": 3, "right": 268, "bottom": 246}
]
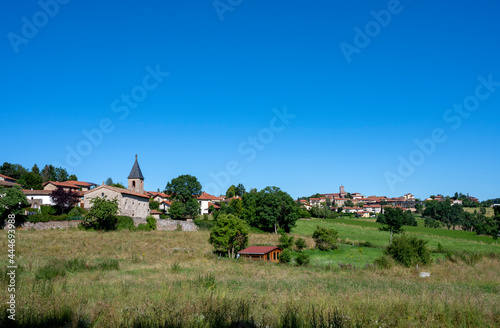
[{"left": 237, "top": 246, "right": 282, "bottom": 263}]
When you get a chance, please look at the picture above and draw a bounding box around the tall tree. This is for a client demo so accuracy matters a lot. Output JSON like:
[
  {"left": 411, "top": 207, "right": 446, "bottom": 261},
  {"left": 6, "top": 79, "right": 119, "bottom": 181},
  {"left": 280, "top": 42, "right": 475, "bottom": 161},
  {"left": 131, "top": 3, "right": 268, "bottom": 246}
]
[
  {"left": 226, "top": 185, "right": 236, "bottom": 198},
  {"left": 165, "top": 174, "right": 202, "bottom": 219},
  {"left": 68, "top": 174, "right": 78, "bottom": 181},
  {"left": 377, "top": 207, "right": 406, "bottom": 242},
  {"left": 235, "top": 183, "right": 246, "bottom": 197},
  {"left": 209, "top": 214, "right": 249, "bottom": 258},
  {"left": 243, "top": 186, "right": 298, "bottom": 233},
  {"left": 0, "top": 162, "right": 27, "bottom": 180},
  {"left": 41, "top": 165, "right": 56, "bottom": 183},
  {"left": 54, "top": 167, "right": 69, "bottom": 181},
  {"left": 18, "top": 171, "right": 43, "bottom": 190}
]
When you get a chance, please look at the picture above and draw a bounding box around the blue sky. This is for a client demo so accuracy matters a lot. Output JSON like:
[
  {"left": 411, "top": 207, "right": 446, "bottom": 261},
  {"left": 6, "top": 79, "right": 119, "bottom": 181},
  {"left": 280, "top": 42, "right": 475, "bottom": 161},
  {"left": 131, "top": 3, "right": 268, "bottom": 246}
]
[{"left": 1, "top": 0, "right": 499, "bottom": 200}]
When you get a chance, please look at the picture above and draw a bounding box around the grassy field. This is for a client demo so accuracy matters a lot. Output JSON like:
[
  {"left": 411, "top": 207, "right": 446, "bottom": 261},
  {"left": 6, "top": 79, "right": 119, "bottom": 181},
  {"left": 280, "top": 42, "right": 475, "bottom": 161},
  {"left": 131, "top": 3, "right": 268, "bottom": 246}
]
[
  {"left": 0, "top": 225, "right": 499, "bottom": 327},
  {"left": 463, "top": 207, "right": 495, "bottom": 217}
]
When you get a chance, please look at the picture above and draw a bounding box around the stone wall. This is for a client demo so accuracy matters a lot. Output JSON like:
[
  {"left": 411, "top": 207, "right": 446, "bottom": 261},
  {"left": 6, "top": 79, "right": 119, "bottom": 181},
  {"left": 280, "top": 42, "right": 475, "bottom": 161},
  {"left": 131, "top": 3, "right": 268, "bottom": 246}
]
[
  {"left": 132, "top": 218, "right": 198, "bottom": 231},
  {"left": 7, "top": 219, "right": 197, "bottom": 232},
  {"left": 9, "top": 221, "right": 82, "bottom": 231}
]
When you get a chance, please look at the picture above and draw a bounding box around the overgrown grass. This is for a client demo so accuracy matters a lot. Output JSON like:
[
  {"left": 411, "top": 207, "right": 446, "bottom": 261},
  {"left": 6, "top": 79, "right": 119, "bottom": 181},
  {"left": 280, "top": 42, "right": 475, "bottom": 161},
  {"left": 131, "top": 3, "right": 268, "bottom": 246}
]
[{"left": 0, "top": 228, "right": 498, "bottom": 327}]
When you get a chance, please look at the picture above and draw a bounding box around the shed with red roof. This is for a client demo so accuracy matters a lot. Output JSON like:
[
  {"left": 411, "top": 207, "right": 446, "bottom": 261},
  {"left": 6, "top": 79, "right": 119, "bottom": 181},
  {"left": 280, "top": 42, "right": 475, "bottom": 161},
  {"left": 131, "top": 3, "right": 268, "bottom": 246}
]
[{"left": 237, "top": 246, "right": 282, "bottom": 263}]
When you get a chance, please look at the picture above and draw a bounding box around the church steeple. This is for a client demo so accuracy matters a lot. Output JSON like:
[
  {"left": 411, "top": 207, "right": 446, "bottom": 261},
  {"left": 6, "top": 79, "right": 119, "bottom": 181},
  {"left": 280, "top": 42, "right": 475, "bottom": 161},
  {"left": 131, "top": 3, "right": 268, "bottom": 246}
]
[{"left": 128, "top": 155, "right": 144, "bottom": 193}]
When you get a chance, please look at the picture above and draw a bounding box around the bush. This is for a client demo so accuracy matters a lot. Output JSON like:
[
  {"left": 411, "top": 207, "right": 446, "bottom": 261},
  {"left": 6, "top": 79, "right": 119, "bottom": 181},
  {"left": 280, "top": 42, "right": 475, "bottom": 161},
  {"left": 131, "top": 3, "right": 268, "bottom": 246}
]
[
  {"left": 295, "top": 253, "right": 310, "bottom": 266},
  {"left": 279, "top": 249, "right": 292, "bottom": 263},
  {"left": 295, "top": 237, "right": 307, "bottom": 251},
  {"left": 385, "top": 234, "right": 431, "bottom": 267},
  {"left": 194, "top": 219, "right": 214, "bottom": 231},
  {"left": 146, "top": 216, "right": 157, "bottom": 230},
  {"left": 25, "top": 214, "right": 69, "bottom": 223},
  {"left": 40, "top": 205, "right": 57, "bottom": 215},
  {"left": 278, "top": 233, "right": 295, "bottom": 250},
  {"left": 116, "top": 216, "right": 135, "bottom": 230},
  {"left": 68, "top": 207, "right": 86, "bottom": 220},
  {"left": 424, "top": 217, "right": 441, "bottom": 228},
  {"left": 375, "top": 255, "right": 394, "bottom": 269},
  {"left": 81, "top": 196, "right": 119, "bottom": 231},
  {"left": 312, "top": 226, "right": 339, "bottom": 250}
]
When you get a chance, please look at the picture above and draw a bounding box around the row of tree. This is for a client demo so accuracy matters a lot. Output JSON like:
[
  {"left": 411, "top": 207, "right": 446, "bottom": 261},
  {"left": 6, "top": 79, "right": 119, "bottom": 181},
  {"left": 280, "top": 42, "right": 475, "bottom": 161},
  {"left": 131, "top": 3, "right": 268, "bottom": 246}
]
[
  {"left": 0, "top": 162, "right": 77, "bottom": 190},
  {"left": 422, "top": 200, "right": 500, "bottom": 238}
]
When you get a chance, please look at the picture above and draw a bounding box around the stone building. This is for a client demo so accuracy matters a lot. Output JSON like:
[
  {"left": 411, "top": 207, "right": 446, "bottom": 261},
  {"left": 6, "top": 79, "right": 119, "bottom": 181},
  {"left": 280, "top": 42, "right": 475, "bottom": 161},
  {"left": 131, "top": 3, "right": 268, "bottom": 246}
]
[{"left": 83, "top": 155, "right": 150, "bottom": 218}]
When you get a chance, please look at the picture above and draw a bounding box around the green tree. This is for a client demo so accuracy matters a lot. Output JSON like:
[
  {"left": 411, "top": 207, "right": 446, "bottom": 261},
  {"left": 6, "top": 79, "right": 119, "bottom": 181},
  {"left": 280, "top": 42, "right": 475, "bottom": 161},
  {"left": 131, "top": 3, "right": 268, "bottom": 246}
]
[
  {"left": 226, "top": 185, "right": 236, "bottom": 198},
  {"left": 245, "top": 186, "right": 299, "bottom": 233},
  {"left": 54, "top": 167, "right": 69, "bottom": 182},
  {"left": 165, "top": 175, "right": 202, "bottom": 219},
  {"left": 41, "top": 165, "right": 56, "bottom": 183},
  {"left": 169, "top": 201, "right": 185, "bottom": 220},
  {"left": 228, "top": 197, "right": 243, "bottom": 217},
  {"left": 415, "top": 203, "right": 424, "bottom": 214},
  {"left": 68, "top": 174, "right": 78, "bottom": 181},
  {"left": 0, "top": 162, "right": 27, "bottom": 180},
  {"left": 149, "top": 199, "right": 160, "bottom": 210},
  {"left": 344, "top": 199, "right": 354, "bottom": 207},
  {"left": 209, "top": 214, "right": 249, "bottom": 258},
  {"left": 312, "top": 225, "right": 339, "bottom": 250},
  {"left": 235, "top": 183, "right": 246, "bottom": 197},
  {"left": 84, "top": 196, "right": 119, "bottom": 231},
  {"left": 0, "top": 186, "right": 29, "bottom": 219},
  {"left": 18, "top": 171, "right": 43, "bottom": 190},
  {"left": 376, "top": 207, "right": 406, "bottom": 242}
]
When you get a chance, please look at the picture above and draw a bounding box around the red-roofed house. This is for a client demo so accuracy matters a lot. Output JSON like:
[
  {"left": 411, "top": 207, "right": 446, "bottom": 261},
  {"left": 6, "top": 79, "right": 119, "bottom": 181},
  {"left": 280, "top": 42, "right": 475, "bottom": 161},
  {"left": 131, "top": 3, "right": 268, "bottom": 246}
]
[
  {"left": 197, "top": 191, "right": 223, "bottom": 214},
  {"left": 237, "top": 246, "right": 282, "bottom": 263},
  {"left": 43, "top": 181, "right": 96, "bottom": 192},
  {"left": 363, "top": 204, "right": 382, "bottom": 214},
  {"left": 0, "top": 174, "right": 20, "bottom": 188}
]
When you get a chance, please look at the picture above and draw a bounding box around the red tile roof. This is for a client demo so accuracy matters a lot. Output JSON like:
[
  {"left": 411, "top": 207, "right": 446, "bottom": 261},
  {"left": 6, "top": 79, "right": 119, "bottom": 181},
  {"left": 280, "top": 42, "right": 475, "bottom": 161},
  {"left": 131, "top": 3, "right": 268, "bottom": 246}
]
[
  {"left": 0, "top": 174, "right": 16, "bottom": 181},
  {"left": 84, "top": 185, "right": 149, "bottom": 199},
  {"left": 197, "top": 191, "right": 221, "bottom": 200},
  {"left": 22, "top": 190, "right": 53, "bottom": 195},
  {"left": 208, "top": 202, "right": 220, "bottom": 209},
  {"left": 150, "top": 210, "right": 162, "bottom": 214},
  {"left": 44, "top": 181, "right": 95, "bottom": 189},
  {"left": 0, "top": 181, "right": 20, "bottom": 187},
  {"left": 238, "top": 246, "right": 282, "bottom": 255}
]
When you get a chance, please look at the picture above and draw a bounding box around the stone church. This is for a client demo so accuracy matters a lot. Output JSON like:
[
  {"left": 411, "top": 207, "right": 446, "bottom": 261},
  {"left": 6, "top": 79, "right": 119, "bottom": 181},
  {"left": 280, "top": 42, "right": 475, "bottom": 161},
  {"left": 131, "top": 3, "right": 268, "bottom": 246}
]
[{"left": 83, "top": 155, "right": 150, "bottom": 218}]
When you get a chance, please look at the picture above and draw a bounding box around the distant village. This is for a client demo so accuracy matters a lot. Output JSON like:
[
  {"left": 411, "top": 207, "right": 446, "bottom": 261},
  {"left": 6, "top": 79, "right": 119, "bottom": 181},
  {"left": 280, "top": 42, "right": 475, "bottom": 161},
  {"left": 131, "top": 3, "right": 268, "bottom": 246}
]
[{"left": 0, "top": 156, "right": 482, "bottom": 220}]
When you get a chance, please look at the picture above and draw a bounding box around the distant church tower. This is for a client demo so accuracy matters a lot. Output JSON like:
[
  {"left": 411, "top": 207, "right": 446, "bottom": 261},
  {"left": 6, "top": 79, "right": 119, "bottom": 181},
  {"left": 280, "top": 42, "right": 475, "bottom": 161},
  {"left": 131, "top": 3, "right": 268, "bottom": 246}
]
[
  {"left": 340, "top": 185, "right": 345, "bottom": 195},
  {"left": 128, "top": 155, "right": 144, "bottom": 194}
]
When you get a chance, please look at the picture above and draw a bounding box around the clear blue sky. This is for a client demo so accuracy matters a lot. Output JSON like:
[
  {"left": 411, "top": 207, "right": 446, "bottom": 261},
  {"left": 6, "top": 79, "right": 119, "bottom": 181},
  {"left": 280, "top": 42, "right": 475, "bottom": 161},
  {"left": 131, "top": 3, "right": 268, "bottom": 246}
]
[{"left": 1, "top": 0, "right": 499, "bottom": 200}]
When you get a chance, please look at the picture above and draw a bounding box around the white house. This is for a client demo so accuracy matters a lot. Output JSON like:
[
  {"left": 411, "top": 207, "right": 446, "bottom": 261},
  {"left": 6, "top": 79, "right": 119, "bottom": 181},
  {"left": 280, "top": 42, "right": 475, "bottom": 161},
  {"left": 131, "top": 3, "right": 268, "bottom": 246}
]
[
  {"left": 22, "top": 190, "right": 56, "bottom": 207},
  {"left": 197, "top": 192, "right": 222, "bottom": 215}
]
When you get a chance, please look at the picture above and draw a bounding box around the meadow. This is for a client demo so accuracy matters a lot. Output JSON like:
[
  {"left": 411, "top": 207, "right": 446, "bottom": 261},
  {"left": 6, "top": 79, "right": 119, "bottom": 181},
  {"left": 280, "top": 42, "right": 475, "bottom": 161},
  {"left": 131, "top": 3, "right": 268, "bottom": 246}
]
[{"left": 0, "top": 219, "right": 498, "bottom": 327}]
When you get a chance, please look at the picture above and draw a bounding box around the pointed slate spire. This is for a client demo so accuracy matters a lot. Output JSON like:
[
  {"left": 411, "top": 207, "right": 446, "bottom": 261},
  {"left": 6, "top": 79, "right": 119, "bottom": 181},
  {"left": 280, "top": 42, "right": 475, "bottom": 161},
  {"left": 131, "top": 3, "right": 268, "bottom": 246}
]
[{"left": 128, "top": 154, "right": 144, "bottom": 179}]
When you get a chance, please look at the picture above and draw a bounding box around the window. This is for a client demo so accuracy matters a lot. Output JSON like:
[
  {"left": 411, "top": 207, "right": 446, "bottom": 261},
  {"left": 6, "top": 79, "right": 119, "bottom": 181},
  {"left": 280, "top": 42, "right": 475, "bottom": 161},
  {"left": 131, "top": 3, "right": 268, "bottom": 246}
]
[
  {"left": 102, "top": 193, "right": 104, "bottom": 197},
  {"left": 133, "top": 181, "right": 136, "bottom": 188}
]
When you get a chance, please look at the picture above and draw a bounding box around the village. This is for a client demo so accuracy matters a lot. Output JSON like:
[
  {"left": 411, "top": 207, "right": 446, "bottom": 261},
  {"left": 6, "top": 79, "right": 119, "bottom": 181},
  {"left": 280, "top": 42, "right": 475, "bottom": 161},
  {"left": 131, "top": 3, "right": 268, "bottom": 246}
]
[{"left": 0, "top": 156, "right": 480, "bottom": 224}]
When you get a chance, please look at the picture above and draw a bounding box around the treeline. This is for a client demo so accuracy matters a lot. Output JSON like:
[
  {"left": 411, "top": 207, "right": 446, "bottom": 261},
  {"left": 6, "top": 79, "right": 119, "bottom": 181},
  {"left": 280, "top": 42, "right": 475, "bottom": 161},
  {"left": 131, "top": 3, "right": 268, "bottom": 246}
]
[
  {"left": 212, "top": 186, "right": 302, "bottom": 233},
  {"left": 0, "top": 162, "right": 77, "bottom": 190},
  {"left": 423, "top": 200, "right": 500, "bottom": 238}
]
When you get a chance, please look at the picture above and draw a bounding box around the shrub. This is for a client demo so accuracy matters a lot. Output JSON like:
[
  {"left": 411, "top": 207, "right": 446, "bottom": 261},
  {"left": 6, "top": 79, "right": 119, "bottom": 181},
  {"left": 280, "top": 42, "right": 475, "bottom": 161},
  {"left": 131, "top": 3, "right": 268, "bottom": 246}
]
[
  {"left": 194, "top": 219, "right": 214, "bottom": 231},
  {"left": 146, "top": 216, "right": 157, "bottom": 230},
  {"left": 279, "top": 249, "right": 292, "bottom": 263},
  {"left": 375, "top": 255, "right": 394, "bottom": 269},
  {"left": 81, "top": 196, "right": 119, "bottom": 231},
  {"left": 312, "top": 226, "right": 339, "bottom": 250},
  {"left": 278, "top": 233, "right": 295, "bottom": 250},
  {"left": 385, "top": 234, "right": 431, "bottom": 267},
  {"left": 295, "top": 253, "right": 310, "bottom": 266},
  {"left": 40, "top": 205, "right": 57, "bottom": 215},
  {"left": 116, "top": 216, "right": 135, "bottom": 230},
  {"left": 295, "top": 237, "right": 307, "bottom": 251}
]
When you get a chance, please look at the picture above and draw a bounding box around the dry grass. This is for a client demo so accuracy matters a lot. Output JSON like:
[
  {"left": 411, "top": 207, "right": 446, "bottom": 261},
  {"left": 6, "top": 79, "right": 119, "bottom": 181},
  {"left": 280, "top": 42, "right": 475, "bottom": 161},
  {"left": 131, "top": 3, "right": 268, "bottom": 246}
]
[{"left": 0, "top": 229, "right": 498, "bottom": 327}]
